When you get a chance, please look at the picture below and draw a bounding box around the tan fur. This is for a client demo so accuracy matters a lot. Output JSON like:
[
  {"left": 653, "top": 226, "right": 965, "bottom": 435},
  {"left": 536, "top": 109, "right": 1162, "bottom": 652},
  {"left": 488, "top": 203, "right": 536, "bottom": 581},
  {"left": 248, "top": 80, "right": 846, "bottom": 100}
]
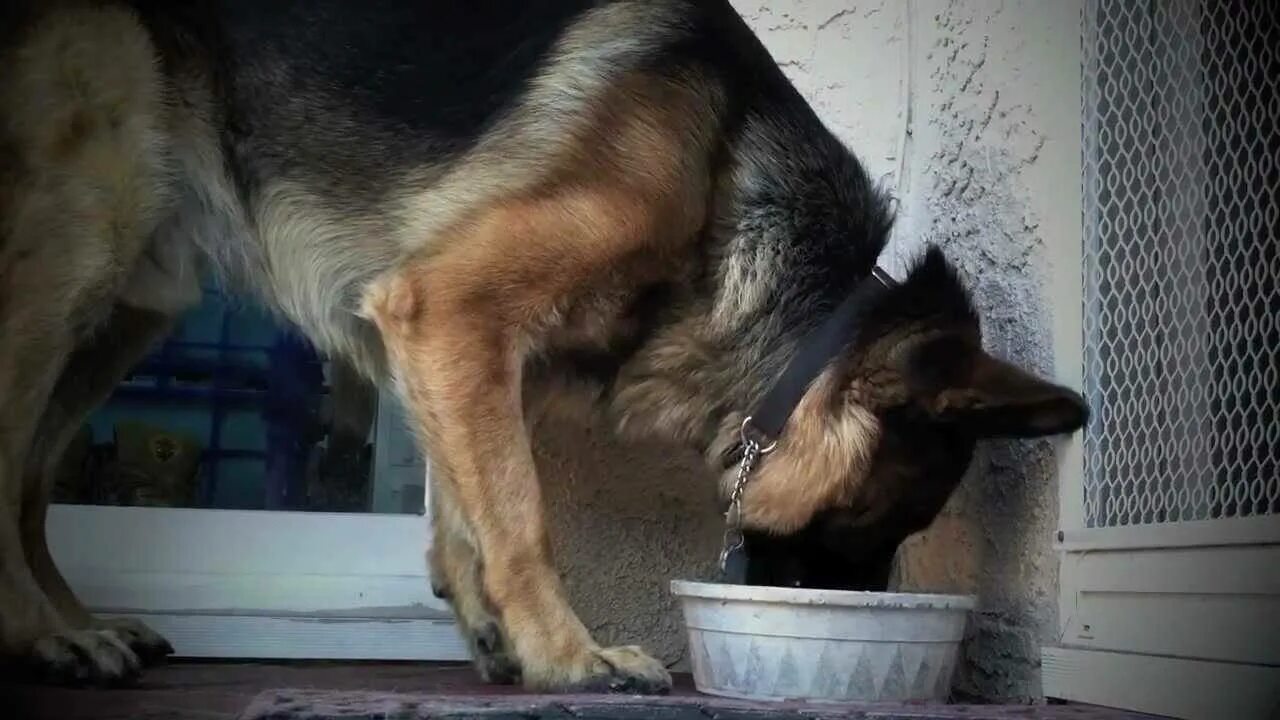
[
  {"left": 708, "top": 370, "right": 882, "bottom": 534},
  {"left": 361, "top": 75, "right": 714, "bottom": 690},
  {"left": 390, "top": 1, "right": 692, "bottom": 253}
]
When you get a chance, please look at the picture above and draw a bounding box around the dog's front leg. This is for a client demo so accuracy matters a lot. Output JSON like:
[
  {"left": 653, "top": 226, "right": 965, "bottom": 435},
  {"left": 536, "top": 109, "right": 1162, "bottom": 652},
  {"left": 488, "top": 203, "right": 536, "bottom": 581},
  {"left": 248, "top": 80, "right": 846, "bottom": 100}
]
[{"left": 363, "top": 250, "right": 671, "bottom": 694}]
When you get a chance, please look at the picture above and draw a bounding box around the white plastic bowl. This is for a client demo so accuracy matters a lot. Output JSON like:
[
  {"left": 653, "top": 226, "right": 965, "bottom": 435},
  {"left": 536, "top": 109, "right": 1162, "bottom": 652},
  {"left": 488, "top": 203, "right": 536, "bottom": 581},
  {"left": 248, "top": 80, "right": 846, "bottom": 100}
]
[{"left": 671, "top": 580, "right": 975, "bottom": 702}]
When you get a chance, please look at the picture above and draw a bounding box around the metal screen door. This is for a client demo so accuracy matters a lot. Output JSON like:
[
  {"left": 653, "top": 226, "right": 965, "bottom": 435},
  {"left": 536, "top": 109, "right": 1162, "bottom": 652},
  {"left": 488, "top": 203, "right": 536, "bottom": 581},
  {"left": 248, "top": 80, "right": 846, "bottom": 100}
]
[
  {"left": 1046, "top": 3, "right": 1280, "bottom": 715},
  {"left": 1081, "top": 0, "right": 1279, "bottom": 529}
]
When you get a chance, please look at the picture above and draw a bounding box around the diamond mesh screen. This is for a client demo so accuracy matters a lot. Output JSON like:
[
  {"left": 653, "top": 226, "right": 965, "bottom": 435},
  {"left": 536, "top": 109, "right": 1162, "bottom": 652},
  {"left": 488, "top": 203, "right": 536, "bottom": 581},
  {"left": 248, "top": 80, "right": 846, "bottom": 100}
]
[{"left": 1081, "top": 0, "right": 1279, "bottom": 528}]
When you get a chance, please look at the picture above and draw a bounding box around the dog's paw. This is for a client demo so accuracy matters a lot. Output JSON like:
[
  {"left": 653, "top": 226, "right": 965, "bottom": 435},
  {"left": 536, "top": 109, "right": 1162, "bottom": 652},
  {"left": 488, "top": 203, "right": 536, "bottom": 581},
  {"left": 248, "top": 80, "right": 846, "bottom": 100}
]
[
  {"left": 586, "top": 645, "right": 671, "bottom": 694},
  {"left": 24, "top": 629, "right": 142, "bottom": 686},
  {"left": 471, "top": 621, "right": 522, "bottom": 685},
  {"left": 526, "top": 644, "right": 671, "bottom": 695},
  {"left": 95, "top": 617, "right": 174, "bottom": 666}
]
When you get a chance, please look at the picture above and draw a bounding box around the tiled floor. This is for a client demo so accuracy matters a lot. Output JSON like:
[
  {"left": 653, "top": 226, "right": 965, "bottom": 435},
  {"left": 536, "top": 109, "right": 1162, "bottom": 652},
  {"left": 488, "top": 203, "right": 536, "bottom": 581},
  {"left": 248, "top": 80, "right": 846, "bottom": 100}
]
[{"left": 2, "top": 661, "right": 1163, "bottom": 720}]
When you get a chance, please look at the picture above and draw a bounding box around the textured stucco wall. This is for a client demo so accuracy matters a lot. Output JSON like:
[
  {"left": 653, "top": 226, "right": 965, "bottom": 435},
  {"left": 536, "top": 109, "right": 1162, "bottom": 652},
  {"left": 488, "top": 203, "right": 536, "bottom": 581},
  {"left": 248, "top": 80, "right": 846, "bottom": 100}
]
[{"left": 538, "top": 0, "right": 1083, "bottom": 700}]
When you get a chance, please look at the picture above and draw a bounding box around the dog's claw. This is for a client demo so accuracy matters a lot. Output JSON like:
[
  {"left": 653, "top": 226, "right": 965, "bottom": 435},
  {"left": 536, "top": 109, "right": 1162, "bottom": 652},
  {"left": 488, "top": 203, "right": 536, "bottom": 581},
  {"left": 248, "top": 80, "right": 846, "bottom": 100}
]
[
  {"left": 25, "top": 629, "right": 143, "bottom": 687},
  {"left": 95, "top": 617, "right": 174, "bottom": 666}
]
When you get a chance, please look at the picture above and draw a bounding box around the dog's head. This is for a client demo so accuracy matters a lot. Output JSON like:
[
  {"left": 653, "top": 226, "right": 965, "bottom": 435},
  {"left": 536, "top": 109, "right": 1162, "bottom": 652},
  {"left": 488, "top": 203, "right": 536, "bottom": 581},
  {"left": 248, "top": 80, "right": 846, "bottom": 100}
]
[{"left": 721, "top": 246, "right": 1087, "bottom": 549}]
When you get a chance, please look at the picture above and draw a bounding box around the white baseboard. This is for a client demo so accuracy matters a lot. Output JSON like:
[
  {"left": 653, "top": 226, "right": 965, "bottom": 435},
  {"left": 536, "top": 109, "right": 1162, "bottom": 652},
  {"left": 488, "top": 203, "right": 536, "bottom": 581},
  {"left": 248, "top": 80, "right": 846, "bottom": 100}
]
[
  {"left": 105, "top": 612, "right": 470, "bottom": 661},
  {"left": 48, "top": 505, "right": 472, "bottom": 661},
  {"left": 1042, "top": 646, "right": 1280, "bottom": 720}
]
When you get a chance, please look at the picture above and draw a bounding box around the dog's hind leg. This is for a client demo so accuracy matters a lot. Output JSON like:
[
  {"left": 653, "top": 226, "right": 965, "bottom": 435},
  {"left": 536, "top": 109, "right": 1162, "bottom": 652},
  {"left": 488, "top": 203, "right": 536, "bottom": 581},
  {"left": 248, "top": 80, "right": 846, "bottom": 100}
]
[
  {"left": 20, "top": 305, "right": 178, "bottom": 666},
  {"left": 0, "top": 231, "right": 153, "bottom": 686},
  {"left": 427, "top": 475, "right": 521, "bottom": 684},
  {"left": 0, "top": 5, "right": 176, "bottom": 684}
]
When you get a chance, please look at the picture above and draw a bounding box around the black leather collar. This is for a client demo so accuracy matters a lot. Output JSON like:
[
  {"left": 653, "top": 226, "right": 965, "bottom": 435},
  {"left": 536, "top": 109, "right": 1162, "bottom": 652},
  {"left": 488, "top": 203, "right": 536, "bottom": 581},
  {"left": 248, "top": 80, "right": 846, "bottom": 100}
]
[{"left": 723, "top": 267, "right": 896, "bottom": 468}]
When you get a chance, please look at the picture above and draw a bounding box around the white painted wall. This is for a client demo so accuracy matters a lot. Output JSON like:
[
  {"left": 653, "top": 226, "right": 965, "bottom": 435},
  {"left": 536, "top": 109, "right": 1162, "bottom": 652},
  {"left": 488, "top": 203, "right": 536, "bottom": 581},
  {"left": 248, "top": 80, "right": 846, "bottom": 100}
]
[{"left": 737, "top": 0, "right": 1085, "bottom": 701}]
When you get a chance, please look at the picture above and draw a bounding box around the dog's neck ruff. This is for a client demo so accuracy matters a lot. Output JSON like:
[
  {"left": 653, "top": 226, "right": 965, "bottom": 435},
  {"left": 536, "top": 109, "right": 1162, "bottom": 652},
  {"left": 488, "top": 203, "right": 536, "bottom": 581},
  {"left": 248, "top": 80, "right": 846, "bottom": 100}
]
[{"left": 726, "top": 265, "right": 897, "bottom": 468}]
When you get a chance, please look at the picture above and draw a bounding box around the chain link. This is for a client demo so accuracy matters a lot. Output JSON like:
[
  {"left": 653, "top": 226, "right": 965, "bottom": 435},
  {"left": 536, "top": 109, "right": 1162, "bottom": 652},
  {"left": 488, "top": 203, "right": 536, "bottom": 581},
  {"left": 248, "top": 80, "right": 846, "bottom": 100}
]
[{"left": 719, "top": 436, "right": 762, "bottom": 572}]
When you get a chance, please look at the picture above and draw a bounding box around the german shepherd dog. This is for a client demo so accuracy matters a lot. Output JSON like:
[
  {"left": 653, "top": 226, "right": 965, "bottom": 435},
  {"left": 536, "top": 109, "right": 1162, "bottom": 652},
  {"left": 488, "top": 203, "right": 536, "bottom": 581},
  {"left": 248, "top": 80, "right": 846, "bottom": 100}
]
[{"left": 0, "top": 0, "right": 1088, "bottom": 692}]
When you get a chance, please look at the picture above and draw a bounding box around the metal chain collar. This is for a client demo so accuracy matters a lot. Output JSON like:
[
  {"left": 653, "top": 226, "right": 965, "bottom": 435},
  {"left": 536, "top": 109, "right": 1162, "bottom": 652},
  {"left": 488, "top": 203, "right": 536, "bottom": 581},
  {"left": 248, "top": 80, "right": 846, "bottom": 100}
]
[{"left": 718, "top": 416, "right": 776, "bottom": 574}]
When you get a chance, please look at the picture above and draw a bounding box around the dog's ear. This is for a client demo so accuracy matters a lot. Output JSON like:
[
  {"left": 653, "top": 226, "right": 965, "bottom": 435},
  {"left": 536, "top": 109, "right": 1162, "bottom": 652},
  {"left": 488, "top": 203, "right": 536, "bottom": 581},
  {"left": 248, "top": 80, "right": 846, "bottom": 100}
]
[{"left": 903, "top": 335, "right": 1088, "bottom": 438}]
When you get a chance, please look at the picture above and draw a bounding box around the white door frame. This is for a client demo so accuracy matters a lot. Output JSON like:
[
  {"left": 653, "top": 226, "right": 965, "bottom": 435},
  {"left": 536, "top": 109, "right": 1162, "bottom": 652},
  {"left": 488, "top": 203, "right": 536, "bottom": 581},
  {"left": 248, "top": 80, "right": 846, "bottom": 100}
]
[{"left": 1042, "top": 3, "right": 1280, "bottom": 717}]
